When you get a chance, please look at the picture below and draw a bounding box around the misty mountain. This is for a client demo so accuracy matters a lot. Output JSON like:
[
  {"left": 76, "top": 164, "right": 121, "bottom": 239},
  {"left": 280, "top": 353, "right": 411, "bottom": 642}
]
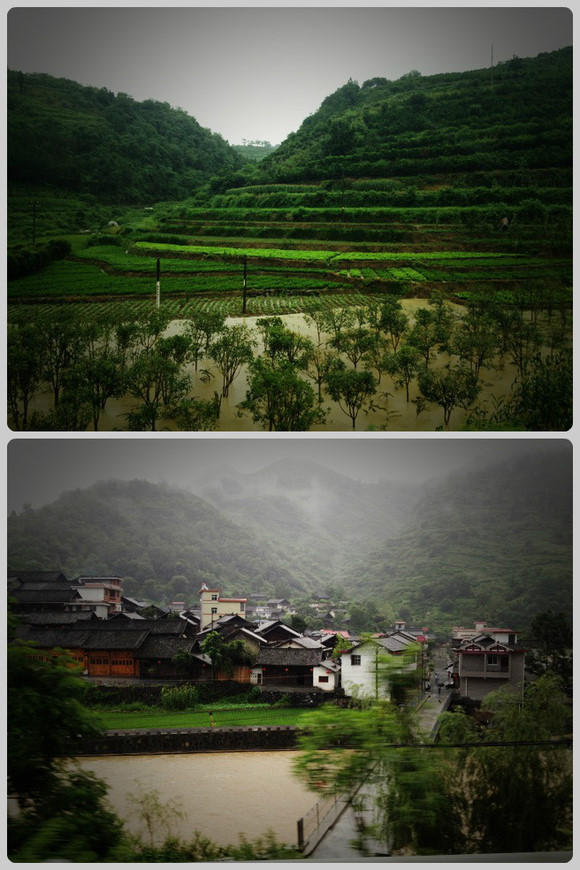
[
  {"left": 7, "top": 447, "right": 572, "bottom": 633},
  {"left": 7, "top": 479, "right": 308, "bottom": 601},
  {"left": 193, "top": 457, "right": 419, "bottom": 580},
  {"left": 352, "top": 444, "right": 572, "bottom": 631},
  {"left": 7, "top": 461, "right": 419, "bottom": 602}
]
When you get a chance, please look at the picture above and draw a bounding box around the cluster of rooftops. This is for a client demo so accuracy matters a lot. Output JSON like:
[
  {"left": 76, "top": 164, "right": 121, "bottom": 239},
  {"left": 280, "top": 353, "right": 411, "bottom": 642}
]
[{"left": 8, "top": 572, "right": 524, "bottom": 699}]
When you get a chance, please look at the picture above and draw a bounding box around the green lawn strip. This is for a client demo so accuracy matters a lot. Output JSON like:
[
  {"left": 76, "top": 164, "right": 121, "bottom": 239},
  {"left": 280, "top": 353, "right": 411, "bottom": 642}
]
[{"left": 96, "top": 705, "right": 310, "bottom": 731}]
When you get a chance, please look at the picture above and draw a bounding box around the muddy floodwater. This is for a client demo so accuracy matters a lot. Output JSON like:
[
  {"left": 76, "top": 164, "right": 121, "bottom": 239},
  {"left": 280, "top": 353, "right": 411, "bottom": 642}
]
[
  {"left": 76, "top": 751, "right": 316, "bottom": 848},
  {"left": 93, "top": 300, "right": 524, "bottom": 432}
]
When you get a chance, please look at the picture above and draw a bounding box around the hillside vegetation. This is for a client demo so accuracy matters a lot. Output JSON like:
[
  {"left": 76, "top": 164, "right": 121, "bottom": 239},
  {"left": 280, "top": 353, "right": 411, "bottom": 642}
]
[
  {"left": 353, "top": 444, "right": 572, "bottom": 631},
  {"left": 7, "top": 446, "right": 572, "bottom": 634},
  {"left": 7, "top": 69, "right": 243, "bottom": 213},
  {"left": 7, "top": 49, "right": 573, "bottom": 432}
]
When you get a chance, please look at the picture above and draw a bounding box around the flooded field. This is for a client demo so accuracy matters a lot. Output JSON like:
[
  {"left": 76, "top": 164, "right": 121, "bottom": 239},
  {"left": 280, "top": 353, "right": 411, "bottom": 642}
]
[
  {"left": 91, "top": 300, "right": 524, "bottom": 432},
  {"left": 77, "top": 750, "right": 315, "bottom": 848}
]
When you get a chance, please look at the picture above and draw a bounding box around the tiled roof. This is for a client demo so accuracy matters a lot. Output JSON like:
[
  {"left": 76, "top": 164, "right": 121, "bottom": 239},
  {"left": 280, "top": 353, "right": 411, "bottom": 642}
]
[
  {"left": 81, "top": 618, "right": 189, "bottom": 635},
  {"left": 21, "top": 611, "right": 97, "bottom": 625},
  {"left": 8, "top": 570, "right": 69, "bottom": 584},
  {"left": 276, "top": 636, "right": 323, "bottom": 649},
  {"left": 349, "top": 636, "right": 410, "bottom": 654},
  {"left": 15, "top": 627, "right": 149, "bottom": 650},
  {"left": 136, "top": 635, "right": 196, "bottom": 658},
  {"left": 10, "top": 589, "right": 80, "bottom": 604},
  {"left": 255, "top": 647, "right": 323, "bottom": 667}
]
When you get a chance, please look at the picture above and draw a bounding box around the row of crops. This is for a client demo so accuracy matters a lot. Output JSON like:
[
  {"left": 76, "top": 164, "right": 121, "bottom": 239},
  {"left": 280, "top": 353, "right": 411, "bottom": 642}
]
[
  {"left": 7, "top": 292, "right": 371, "bottom": 323},
  {"left": 7, "top": 240, "right": 571, "bottom": 308}
]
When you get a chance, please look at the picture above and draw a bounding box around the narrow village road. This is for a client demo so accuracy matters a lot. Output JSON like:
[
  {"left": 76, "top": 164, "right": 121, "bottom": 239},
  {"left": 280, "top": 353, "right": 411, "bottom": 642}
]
[{"left": 310, "top": 690, "right": 450, "bottom": 859}]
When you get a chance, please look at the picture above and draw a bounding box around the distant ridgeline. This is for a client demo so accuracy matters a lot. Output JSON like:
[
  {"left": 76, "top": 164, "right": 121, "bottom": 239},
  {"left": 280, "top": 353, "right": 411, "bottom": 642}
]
[
  {"left": 7, "top": 70, "right": 245, "bottom": 202},
  {"left": 250, "top": 48, "right": 572, "bottom": 185}
]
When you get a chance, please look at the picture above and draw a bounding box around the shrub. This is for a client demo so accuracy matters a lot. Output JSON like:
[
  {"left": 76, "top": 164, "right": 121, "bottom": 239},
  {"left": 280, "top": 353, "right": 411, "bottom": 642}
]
[
  {"left": 160, "top": 685, "right": 199, "bottom": 711},
  {"left": 7, "top": 238, "right": 72, "bottom": 280}
]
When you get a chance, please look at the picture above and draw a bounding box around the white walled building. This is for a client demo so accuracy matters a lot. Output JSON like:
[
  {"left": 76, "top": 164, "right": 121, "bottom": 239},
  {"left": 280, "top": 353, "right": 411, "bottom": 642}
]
[
  {"left": 313, "top": 660, "right": 340, "bottom": 692},
  {"left": 72, "top": 576, "right": 123, "bottom": 616},
  {"left": 340, "top": 635, "right": 420, "bottom": 700}
]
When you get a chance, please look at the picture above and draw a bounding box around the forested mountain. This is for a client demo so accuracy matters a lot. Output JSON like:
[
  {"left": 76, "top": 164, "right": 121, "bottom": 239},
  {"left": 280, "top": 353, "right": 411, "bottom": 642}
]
[
  {"left": 247, "top": 47, "right": 572, "bottom": 186},
  {"left": 7, "top": 446, "right": 571, "bottom": 633},
  {"left": 353, "top": 444, "right": 572, "bottom": 631},
  {"left": 7, "top": 70, "right": 244, "bottom": 202},
  {"left": 7, "top": 479, "right": 307, "bottom": 601}
]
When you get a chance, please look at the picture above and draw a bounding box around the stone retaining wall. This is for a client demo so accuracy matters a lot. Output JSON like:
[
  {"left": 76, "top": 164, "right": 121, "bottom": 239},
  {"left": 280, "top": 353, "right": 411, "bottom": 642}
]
[{"left": 72, "top": 725, "right": 299, "bottom": 756}]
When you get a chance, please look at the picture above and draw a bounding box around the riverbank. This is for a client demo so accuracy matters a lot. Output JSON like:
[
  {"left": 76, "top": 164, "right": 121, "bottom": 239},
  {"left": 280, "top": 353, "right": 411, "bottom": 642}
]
[{"left": 73, "top": 723, "right": 299, "bottom": 755}]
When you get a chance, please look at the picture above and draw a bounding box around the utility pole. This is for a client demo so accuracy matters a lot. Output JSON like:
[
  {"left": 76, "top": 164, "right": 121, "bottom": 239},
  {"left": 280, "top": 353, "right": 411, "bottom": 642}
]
[
  {"left": 242, "top": 255, "right": 247, "bottom": 315},
  {"left": 156, "top": 257, "right": 161, "bottom": 308},
  {"left": 30, "top": 201, "right": 39, "bottom": 245},
  {"left": 490, "top": 44, "right": 494, "bottom": 92}
]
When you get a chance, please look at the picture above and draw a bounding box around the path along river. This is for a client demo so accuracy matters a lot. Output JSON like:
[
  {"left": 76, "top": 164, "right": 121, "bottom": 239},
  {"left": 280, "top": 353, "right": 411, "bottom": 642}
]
[{"left": 76, "top": 750, "right": 315, "bottom": 849}]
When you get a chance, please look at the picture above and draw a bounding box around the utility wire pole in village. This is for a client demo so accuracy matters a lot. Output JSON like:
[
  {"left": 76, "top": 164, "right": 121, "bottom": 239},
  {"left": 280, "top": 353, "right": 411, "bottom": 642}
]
[
  {"left": 156, "top": 257, "right": 161, "bottom": 307},
  {"left": 30, "top": 201, "right": 39, "bottom": 245},
  {"left": 243, "top": 255, "right": 247, "bottom": 314}
]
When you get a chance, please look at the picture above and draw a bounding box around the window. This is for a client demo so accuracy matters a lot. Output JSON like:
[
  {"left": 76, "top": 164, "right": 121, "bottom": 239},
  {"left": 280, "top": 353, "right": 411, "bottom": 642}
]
[
  {"left": 211, "top": 594, "right": 218, "bottom": 601},
  {"left": 486, "top": 654, "right": 508, "bottom": 672},
  {"left": 240, "top": 602, "right": 245, "bottom": 610},
  {"left": 211, "top": 607, "right": 218, "bottom": 614},
  {"left": 351, "top": 654, "right": 361, "bottom": 666}
]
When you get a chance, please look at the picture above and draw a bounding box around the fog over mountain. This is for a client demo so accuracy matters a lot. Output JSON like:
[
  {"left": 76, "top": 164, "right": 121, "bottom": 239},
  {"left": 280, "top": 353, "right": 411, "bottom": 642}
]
[{"left": 7, "top": 441, "right": 571, "bottom": 633}]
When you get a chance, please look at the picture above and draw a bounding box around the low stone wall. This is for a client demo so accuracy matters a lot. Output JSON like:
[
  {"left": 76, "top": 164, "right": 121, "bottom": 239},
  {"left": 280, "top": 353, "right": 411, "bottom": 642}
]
[{"left": 72, "top": 725, "right": 299, "bottom": 756}]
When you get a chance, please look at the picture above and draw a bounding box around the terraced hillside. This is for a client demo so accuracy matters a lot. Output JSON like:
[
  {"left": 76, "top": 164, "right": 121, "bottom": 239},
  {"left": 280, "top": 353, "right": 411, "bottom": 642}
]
[{"left": 7, "top": 48, "right": 572, "bottom": 431}]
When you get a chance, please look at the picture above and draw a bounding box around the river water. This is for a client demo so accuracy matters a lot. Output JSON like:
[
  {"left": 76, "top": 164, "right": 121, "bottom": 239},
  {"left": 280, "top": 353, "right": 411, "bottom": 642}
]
[{"left": 76, "top": 750, "right": 316, "bottom": 849}]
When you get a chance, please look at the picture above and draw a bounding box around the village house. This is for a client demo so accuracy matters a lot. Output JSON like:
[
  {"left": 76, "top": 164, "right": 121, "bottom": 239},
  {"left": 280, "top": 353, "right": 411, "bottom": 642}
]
[
  {"left": 251, "top": 646, "right": 324, "bottom": 688},
  {"left": 199, "top": 583, "right": 247, "bottom": 630},
  {"left": 9, "top": 571, "right": 124, "bottom": 618},
  {"left": 13, "top": 611, "right": 202, "bottom": 678},
  {"left": 451, "top": 621, "right": 518, "bottom": 647},
  {"left": 254, "top": 618, "right": 303, "bottom": 644},
  {"left": 72, "top": 576, "right": 123, "bottom": 616},
  {"left": 340, "top": 634, "right": 424, "bottom": 700},
  {"left": 312, "top": 659, "right": 340, "bottom": 692},
  {"left": 451, "top": 631, "right": 526, "bottom": 702}
]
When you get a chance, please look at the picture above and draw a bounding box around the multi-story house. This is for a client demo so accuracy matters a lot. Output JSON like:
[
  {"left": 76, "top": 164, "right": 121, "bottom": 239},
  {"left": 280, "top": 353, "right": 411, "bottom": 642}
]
[
  {"left": 199, "top": 583, "right": 248, "bottom": 630},
  {"left": 73, "top": 576, "right": 123, "bottom": 616},
  {"left": 452, "top": 631, "right": 526, "bottom": 702}
]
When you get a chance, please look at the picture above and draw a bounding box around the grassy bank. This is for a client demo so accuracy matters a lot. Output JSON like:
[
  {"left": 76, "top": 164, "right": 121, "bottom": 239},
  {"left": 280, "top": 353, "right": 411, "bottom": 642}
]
[{"left": 96, "top": 704, "right": 311, "bottom": 730}]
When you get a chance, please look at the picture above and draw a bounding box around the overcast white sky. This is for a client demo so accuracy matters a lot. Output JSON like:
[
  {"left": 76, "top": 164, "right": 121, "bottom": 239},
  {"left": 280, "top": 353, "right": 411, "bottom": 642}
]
[
  {"left": 6, "top": 6, "right": 573, "bottom": 145},
  {"left": 6, "top": 436, "right": 570, "bottom": 514}
]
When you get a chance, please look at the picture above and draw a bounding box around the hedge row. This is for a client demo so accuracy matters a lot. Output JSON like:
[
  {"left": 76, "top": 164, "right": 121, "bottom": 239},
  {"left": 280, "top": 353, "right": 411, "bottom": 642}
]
[
  {"left": 83, "top": 680, "right": 257, "bottom": 708},
  {"left": 7, "top": 238, "right": 72, "bottom": 281}
]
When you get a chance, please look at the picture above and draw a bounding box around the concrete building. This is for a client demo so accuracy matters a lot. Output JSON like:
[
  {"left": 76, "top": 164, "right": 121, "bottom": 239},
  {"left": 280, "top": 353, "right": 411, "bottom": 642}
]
[
  {"left": 199, "top": 583, "right": 248, "bottom": 630},
  {"left": 453, "top": 632, "right": 526, "bottom": 702}
]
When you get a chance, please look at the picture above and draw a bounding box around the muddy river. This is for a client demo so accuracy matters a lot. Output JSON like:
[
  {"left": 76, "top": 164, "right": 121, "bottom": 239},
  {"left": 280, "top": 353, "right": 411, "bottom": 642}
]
[{"left": 76, "top": 750, "right": 315, "bottom": 848}]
